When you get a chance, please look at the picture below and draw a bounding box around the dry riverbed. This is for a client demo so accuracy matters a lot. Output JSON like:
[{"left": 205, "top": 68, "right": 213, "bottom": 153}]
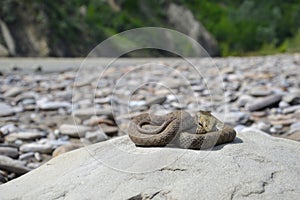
[{"left": 0, "top": 54, "right": 300, "bottom": 184}]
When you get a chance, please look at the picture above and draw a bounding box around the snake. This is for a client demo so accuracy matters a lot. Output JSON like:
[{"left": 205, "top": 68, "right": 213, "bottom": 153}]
[{"left": 128, "top": 110, "right": 236, "bottom": 150}]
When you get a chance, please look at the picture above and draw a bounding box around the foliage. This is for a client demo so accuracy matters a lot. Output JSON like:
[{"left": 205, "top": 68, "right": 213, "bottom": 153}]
[{"left": 181, "top": 0, "right": 300, "bottom": 56}]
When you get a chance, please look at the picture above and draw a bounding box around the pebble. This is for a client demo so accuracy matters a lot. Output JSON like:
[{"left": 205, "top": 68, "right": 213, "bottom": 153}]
[
  {"left": 14, "top": 93, "right": 36, "bottom": 105},
  {"left": 234, "top": 125, "right": 246, "bottom": 132},
  {"left": 19, "top": 152, "right": 35, "bottom": 161},
  {"left": 74, "top": 77, "right": 95, "bottom": 87},
  {"left": 171, "top": 102, "right": 186, "bottom": 109},
  {"left": 270, "top": 118, "right": 296, "bottom": 126},
  {"left": 290, "top": 122, "right": 300, "bottom": 131},
  {"left": 283, "top": 94, "right": 299, "bottom": 104},
  {"left": 191, "top": 85, "right": 205, "bottom": 92},
  {"left": 250, "top": 111, "right": 267, "bottom": 118},
  {"left": 282, "top": 105, "right": 300, "bottom": 114},
  {"left": 129, "top": 100, "right": 146, "bottom": 107},
  {"left": 0, "top": 147, "right": 19, "bottom": 158},
  {"left": 278, "top": 101, "right": 289, "bottom": 108},
  {"left": 0, "top": 124, "right": 18, "bottom": 135},
  {"left": 85, "top": 130, "right": 108, "bottom": 144},
  {"left": 19, "top": 143, "right": 52, "bottom": 154},
  {"left": 249, "top": 86, "right": 272, "bottom": 97},
  {"left": 38, "top": 101, "right": 71, "bottom": 110},
  {"left": 0, "top": 170, "right": 8, "bottom": 184},
  {"left": 164, "top": 78, "right": 188, "bottom": 89},
  {"left": 94, "top": 97, "right": 111, "bottom": 104},
  {"left": 52, "top": 144, "right": 82, "bottom": 157},
  {"left": 257, "top": 122, "right": 271, "bottom": 132},
  {"left": 246, "top": 94, "right": 282, "bottom": 111},
  {"left": 0, "top": 103, "right": 14, "bottom": 117},
  {"left": 236, "top": 95, "right": 254, "bottom": 107},
  {"left": 144, "top": 96, "right": 167, "bottom": 107},
  {"left": 34, "top": 152, "right": 42, "bottom": 162},
  {"left": 3, "top": 87, "right": 24, "bottom": 98},
  {"left": 287, "top": 131, "right": 300, "bottom": 141},
  {"left": 5, "top": 131, "right": 45, "bottom": 142},
  {"left": 27, "top": 162, "right": 41, "bottom": 169},
  {"left": 0, "top": 155, "right": 30, "bottom": 174},
  {"left": 99, "top": 124, "right": 118, "bottom": 136},
  {"left": 21, "top": 99, "right": 36, "bottom": 105},
  {"left": 225, "top": 91, "right": 238, "bottom": 102},
  {"left": 270, "top": 126, "right": 281, "bottom": 134},
  {"left": 224, "top": 111, "right": 250, "bottom": 125},
  {"left": 44, "top": 139, "right": 70, "bottom": 149},
  {"left": 13, "top": 106, "right": 24, "bottom": 113},
  {"left": 73, "top": 107, "right": 112, "bottom": 119},
  {"left": 83, "top": 116, "right": 115, "bottom": 126},
  {"left": 59, "top": 124, "right": 91, "bottom": 138}
]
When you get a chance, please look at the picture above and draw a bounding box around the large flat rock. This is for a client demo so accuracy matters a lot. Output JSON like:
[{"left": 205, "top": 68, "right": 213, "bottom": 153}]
[{"left": 1, "top": 128, "right": 300, "bottom": 199}]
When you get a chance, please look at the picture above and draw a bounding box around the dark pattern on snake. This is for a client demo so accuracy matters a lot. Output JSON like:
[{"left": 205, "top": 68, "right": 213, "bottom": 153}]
[{"left": 128, "top": 110, "right": 236, "bottom": 150}]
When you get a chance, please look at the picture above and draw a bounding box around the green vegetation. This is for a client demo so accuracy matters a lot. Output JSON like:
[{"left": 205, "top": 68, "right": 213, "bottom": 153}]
[
  {"left": 0, "top": 0, "right": 299, "bottom": 56},
  {"left": 180, "top": 0, "right": 300, "bottom": 56}
]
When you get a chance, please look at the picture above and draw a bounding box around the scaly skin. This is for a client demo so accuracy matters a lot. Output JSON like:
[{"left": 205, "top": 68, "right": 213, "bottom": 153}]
[
  {"left": 137, "top": 119, "right": 172, "bottom": 135},
  {"left": 128, "top": 111, "right": 194, "bottom": 147},
  {"left": 128, "top": 110, "right": 236, "bottom": 150}
]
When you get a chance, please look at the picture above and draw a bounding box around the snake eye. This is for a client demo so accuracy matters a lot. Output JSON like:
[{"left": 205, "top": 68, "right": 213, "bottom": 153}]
[{"left": 198, "top": 122, "right": 203, "bottom": 127}]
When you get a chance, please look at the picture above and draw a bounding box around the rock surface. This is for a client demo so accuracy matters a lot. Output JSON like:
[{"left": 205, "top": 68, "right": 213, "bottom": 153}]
[
  {"left": 167, "top": 3, "right": 219, "bottom": 56},
  {"left": 0, "top": 19, "right": 15, "bottom": 56},
  {"left": 1, "top": 128, "right": 300, "bottom": 199},
  {"left": 0, "top": 43, "right": 8, "bottom": 57}
]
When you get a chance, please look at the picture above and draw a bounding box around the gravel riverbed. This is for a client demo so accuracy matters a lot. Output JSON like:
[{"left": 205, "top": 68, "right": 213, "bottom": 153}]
[{"left": 0, "top": 54, "right": 299, "bottom": 184}]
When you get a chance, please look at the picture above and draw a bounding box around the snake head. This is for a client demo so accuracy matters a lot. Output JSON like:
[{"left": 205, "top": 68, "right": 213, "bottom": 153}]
[{"left": 195, "top": 110, "right": 218, "bottom": 133}]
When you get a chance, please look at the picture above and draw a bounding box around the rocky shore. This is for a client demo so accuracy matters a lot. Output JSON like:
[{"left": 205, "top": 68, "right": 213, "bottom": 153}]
[{"left": 0, "top": 54, "right": 300, "bottom": 184}]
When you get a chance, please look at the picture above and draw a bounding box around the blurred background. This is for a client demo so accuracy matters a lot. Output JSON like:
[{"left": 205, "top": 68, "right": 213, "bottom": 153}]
[{"left": 0, "top": 0, "right": 300, "bottom": 57}]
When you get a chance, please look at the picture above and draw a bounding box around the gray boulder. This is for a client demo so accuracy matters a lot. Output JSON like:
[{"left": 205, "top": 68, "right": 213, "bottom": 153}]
[
  {"left": 0, "top": 16, "right": 49, "bottom": 57},
  {"left": 1, "top": 128, "right": 300, "bottom": 199},
  {"left": 167, "top": 3, "right": 220, "bottom": 56},
  {"left": 0, "top": 19, "right": 15, "bottom": 56},
  {"left": 0, "top": 43, "right": 8, "bottom": 57}
]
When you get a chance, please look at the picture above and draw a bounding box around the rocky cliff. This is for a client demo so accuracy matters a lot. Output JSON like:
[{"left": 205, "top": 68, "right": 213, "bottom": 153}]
[{"left": 0, "top": 1, "right": 219, "bottom": 57}]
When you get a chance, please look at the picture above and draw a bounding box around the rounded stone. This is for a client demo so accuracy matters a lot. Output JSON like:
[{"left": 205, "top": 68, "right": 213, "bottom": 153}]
[{"left": 19, "top": 143, "right": 52, "bottom": 154}]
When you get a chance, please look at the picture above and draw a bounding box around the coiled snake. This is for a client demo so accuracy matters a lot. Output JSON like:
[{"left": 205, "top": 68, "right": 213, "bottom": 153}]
[{"left": 128, "top": 110, "right": 236, "bottom": 150}]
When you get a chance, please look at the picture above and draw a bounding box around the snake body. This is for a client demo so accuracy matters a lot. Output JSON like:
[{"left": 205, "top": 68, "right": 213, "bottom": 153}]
[{"left": 128, "top": 110, "right": 236, "bottom": 150}]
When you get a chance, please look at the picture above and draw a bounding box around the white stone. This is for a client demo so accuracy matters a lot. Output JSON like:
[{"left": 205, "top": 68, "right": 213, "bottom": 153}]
[
  {"left": 282, "top": 105, "right": 300, "bottom": 114},
  {"left": 38, "top": 101, "right": 71, "bottom": 110},
  {"left": 5, "top": 131, "right": 44, "bottom": 142},
  {"left": 19, "top": 143, "right": 52, "bottom": 154},
  {"left": 59, "top": 124, "right": 90, "bottom": 138},
  {"left": 279, "top": 101, "right": 289, "bottom": 108},
  {"left": 1, "top": 128, "right": 300, "bottom": 199}
]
